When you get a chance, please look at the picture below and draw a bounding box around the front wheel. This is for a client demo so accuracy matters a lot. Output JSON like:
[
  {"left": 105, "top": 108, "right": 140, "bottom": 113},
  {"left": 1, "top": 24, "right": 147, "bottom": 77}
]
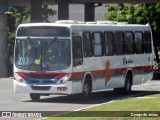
[{"left": 30, "top": 93, "right": 41, "bottom": 101}]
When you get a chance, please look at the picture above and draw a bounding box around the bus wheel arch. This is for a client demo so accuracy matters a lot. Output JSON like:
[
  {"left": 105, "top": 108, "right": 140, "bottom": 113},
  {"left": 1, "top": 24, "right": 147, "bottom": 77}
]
[{"left": 82, "top": 74, "right": 92, "bottom": 99}]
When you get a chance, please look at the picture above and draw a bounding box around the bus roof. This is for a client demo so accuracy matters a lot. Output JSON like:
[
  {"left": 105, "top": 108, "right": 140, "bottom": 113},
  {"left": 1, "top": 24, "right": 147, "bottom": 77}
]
[{"left": 18, "top": 21, "right": 151, "bottom": 31}]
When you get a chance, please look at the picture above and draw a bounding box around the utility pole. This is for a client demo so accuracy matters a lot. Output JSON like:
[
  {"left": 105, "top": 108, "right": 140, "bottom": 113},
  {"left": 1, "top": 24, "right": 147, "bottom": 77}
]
[
  {"left": 58, "top": 0, "right": 69, "bottom": 20},
  {"left": 85, "top": 3, "right": 95, "bottom": 22},
  {"left": 0, "top": 1, "right": 8, "bottom": 77},
  {"left": 30, "top": 0, "right": 43, "bottom": 22}
]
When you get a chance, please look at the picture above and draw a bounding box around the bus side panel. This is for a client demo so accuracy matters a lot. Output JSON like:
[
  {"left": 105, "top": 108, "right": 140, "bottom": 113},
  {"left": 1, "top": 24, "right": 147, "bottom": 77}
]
[
  {"left": 71, "top": 71, "right": 84, "bottom": 94},
  {"left": 83, "top": 57, "right": 102, "bottom": 91},
  {"left": 126, "top": 54, "right": 145, "bottom": 85},
  {"left": 104, "top": 56, "right": 126, "bottom": 89},
  {"left": 142, "top": 31, "right": 154, "bottom": 83},
  {"left": 143, "top": 53, "right": 153, "bottom": 83}
]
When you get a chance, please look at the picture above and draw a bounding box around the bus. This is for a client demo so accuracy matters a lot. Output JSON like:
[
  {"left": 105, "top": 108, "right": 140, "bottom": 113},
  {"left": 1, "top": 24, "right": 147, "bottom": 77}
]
[{"left": 13, "top": 20, "right": 154, "bottom": 100}]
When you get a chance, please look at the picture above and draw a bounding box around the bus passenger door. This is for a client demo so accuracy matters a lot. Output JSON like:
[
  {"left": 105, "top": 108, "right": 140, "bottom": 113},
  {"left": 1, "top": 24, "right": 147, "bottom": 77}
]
[
  {"left": 72, "top": 35, "right": 84, "bottom": 93},
  {"left": 143, "top": 32, "right": 153, "bottom": 83}
]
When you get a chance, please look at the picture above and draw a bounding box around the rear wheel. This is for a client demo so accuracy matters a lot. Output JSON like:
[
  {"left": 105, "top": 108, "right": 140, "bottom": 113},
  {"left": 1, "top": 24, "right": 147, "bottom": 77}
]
[
  {"left": 124, "top": 73, "right": 132, "bottom": 95},
  {"left": 82, "top": 79, "right": 92, "bottom": 99},
  {"left": 114, "top": 73, "right": 132, "bottom": 95},
  {"left": 30, "top": 93, "right": 41, "bottom": 101}
]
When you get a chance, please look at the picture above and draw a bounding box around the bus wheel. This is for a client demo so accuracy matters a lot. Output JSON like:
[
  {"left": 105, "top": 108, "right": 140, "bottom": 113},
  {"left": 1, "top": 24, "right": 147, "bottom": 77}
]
[
  {"left": 30, "top": 93, "right": 41, "bottom": 101},
  {"left": 82, "top": 79, "right": 91, "bottom": 99},
  {"left": 124, "top": 73, "right": 132, "bottom": 95},
  {"left": 114, "top": 73, "right": 132, "bottom": 95}
]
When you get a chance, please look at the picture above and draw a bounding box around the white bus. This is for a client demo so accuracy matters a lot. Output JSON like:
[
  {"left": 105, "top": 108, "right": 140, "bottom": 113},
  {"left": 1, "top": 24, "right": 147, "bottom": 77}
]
[{"left": 13, "top": 20, "right": 154, "bottom": 100}]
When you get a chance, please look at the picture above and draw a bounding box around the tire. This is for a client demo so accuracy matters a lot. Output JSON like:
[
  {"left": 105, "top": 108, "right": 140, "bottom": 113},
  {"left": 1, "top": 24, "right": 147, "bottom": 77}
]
[
  {"left": 82, "top": 79, "right": 91, "bottom": 99},
  {"left": 123, "top": 73, "right": 132, "bottom": 95},
  {"left": 30, "top": 93, "right": 41, "bottom": 101},
  {"left": 114, "top": 73, "right": 132, "bottom": 95}
]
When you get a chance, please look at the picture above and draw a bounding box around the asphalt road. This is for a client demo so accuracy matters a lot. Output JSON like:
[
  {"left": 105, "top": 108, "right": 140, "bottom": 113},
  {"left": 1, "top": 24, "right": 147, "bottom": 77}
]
[{"left": 0, "top": 78, "right": 160, "bottom": 119}]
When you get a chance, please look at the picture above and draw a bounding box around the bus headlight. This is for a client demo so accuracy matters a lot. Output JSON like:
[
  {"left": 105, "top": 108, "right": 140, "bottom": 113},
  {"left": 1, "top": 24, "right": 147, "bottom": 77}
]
[
  {"left": 14, "top": 73, "right": 25, "bottom": 83},
  {"left": 56, "top": 74, "right": 71, "bottom": 84}
]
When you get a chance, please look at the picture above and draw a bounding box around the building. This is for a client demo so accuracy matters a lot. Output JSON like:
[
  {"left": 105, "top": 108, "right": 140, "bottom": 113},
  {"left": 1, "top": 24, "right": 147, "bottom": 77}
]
[{"left": 48, "top": 4, "right": 107, "bottom": 22}]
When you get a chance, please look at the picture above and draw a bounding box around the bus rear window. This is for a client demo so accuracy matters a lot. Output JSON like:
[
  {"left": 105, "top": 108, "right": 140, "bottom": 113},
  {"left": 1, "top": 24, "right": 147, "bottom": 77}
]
[{"left": 17, "top": 26, "right": 70, "bottom": 37}]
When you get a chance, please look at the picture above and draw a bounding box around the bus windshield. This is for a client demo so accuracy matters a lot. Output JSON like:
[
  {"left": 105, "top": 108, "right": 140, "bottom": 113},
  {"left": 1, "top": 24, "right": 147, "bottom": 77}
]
[{"left": 15, "top": 38, "right": 71, "bottom": 71}]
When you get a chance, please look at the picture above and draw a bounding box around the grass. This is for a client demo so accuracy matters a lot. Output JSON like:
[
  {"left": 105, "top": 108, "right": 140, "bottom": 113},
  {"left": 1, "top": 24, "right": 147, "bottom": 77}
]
[{"left": 44, "top": 93, "right": 160, "bottom": 120}]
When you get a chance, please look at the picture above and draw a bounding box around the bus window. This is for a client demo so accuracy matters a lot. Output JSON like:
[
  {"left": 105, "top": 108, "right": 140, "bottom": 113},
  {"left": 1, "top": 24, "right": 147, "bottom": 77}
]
[
  {"left": 104, "top": 32, "right": 114, "bottom": 56},
  {"left": 134, "top": 32, "right": 143, "bottom": 54},
  {"left": 144, "top": 32, "right": 152, "bottom": 53},
  {"left": 114, "top": 32, "right": 124, "bottom": 55},
  {"left": 125, "top": 32, "right": 134, "bottom": 54},
  {"left": 83, "top": 32, "right": 92, "bottom": 57},
  {"left": 72, "top": 36, "right": 83, "bottom": 66},
  {"left": 92, "top": 32, "right": 103, "bottom": 56}
]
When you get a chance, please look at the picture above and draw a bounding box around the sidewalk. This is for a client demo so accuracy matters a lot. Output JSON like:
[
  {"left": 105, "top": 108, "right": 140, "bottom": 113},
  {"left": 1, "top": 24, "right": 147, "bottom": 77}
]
[{"left": 0, "top": 77, "right": 12, "bottom": 80}]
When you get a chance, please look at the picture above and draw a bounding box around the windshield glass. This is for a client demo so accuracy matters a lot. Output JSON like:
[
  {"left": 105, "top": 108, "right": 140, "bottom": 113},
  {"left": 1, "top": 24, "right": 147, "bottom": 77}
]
[{"left": 15, "top": 38, "right": 71, "bottom": 71}]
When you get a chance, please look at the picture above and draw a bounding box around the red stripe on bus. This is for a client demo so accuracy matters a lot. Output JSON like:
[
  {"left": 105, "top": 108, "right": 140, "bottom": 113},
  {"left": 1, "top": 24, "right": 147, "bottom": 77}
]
[
  {"left": 16, "top": 65, "right": 152, "bottom": 79},
  {"left": 16, "top": 72, "right": 67, "bottom": 79},
  {"left": 72, "top": 65, "right": 153, "bottom": 78},
  {"left": 92, "top": 70, "right": 105, "bottom": 76},
  {"left": 72, "top": 72, "right": 85, "bottom": 78}
]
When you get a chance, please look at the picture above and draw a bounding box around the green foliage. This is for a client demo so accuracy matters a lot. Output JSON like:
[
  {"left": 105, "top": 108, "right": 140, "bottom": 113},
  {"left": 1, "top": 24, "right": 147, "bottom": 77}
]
[
  {"left": 42, "top": 5, "right": 57, "bottom": 22},
  {"left": 44, "top": 94, "right": 160, "bottom": 120},
  {"left": 7, "top": 6, "right": 30, "bottom": 40},
  {"left": 105, "top": 3, "right": 160, "bottom": 32},
  {"left": 7, "top": 5, "right": 56, "bottom": 40}
]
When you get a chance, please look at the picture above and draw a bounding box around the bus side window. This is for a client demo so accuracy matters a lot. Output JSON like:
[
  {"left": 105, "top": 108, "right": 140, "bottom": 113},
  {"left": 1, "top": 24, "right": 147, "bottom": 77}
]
[
  {"left": 83, "top": 32, "right": 92, "bottom": 57},
  {"left": 72, "top": 36, "right": 83, "bottom": 67},
  {"left": 104, "top": 32, "right": 114, "bottom": 56},
  {"left": 144, "top": 31, "right": 152, "bottom": 53},
  {"left": 134, "top": 32, "right": 143, "bottom": 54},
  {"left": 125, "top": 32, "right": 134, "bottom": 54},
  {"left": 92, "top": 32, "right": 103, "bottom": 56},
  {"left": 114, "top": 32, "right": 124, "bottom": 55}
]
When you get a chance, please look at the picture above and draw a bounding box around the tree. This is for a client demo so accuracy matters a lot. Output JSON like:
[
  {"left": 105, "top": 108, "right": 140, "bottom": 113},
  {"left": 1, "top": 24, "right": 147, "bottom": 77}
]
[
  {"left": 42, "top": 5, "right": 57, "bottom": 22},
  {"left": 7, "top": 6, "right": 30, "bottom": 40},
  {"left": 7, "top": 5, "right": 57, "bottom": 40},
  {"left": 104, "top": 3, "right": 160, "bottom": 65},
  {"left": 105, "top": 3, "right": 160, "bottom": 32}
]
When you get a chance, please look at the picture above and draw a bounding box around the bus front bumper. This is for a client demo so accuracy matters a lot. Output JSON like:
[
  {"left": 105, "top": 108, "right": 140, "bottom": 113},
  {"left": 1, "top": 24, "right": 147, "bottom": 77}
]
[{"left": 13, "top": 80, "right": 72, "bottom": 95}]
